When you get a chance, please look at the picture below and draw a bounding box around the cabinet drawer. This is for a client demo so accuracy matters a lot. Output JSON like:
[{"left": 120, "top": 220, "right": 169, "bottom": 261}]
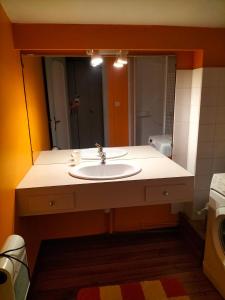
[
  {"left": 75, "top": 181, "right": 144, "bottom": 210},
  {"left": 27, "top": 193, "right": 75, "bottom": 215},
  {"left": 145, "top": 183, "right": 191, "bottom": 203}
]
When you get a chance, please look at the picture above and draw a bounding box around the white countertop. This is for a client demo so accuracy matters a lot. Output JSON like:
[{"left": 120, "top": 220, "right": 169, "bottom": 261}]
[
  {"left": 34, "top": 145, "right": 163, "bottom": 164},
  {"left": 17, "top": 146, "right": 193, "bottom": 189}
]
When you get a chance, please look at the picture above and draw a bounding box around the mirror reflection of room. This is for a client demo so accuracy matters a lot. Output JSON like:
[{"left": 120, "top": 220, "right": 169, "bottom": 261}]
[
  {"left": 21, "top": 53, "right": 176, "bottom": 160},
  {"left": 130, "top": 56, "right": 176, "bottom": 158}
]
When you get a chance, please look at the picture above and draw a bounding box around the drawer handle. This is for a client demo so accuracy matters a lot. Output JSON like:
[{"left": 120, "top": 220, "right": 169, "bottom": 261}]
[
  {"left": 49, "top": 201, "right": 56, "bottom": 207},
  {"left": 163, "top": 191, "right": 169, "bottom": 196}
]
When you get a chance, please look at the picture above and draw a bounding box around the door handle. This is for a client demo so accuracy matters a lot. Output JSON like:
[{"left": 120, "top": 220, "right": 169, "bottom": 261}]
[{"left": 54, "top": 117, "right": 61, "bottom": 131}]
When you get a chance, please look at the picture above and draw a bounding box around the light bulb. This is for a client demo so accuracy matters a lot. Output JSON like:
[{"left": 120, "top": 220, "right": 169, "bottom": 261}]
[
  {"left": 117, "top": 57, "right": 128, "bottom": 65},
  {"left": 90, "top": 55, "right": 103, "bottom": 67},
  {"left": 113, "top": 60, "right": 123, "bottom": 68}
]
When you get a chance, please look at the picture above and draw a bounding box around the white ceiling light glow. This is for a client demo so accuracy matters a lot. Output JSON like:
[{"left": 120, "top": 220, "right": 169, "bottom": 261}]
[
  {"left": 90, "top": 55, "right": 103, "bottom": 67},
  {"left": 87, "top": 50, "right": 128, "bottom": 68},
  {"left": 113, "top": 60, "right": 124, "bottom": 68},
  {"left": 117, "top": 53, "right": 128, "bottom": 65},
  {"left": 113, "top": 51, "right": 128, "bottom": 68},
  {"left": 117, "top": 57, "right": 128, "bottom": 65},
  {"left": 87, "top": 50, "right": 103, "bottom": 67}
]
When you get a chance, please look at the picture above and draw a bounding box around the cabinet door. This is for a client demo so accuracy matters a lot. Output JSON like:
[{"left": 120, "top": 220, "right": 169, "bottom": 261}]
[{"left": 113, "top": 204, "right": 178, "bottom": 232}]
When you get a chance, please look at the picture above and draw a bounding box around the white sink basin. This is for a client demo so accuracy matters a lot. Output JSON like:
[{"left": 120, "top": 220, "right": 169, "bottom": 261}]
[
  {"left": 79, "top": 148, "right": 128, "bottom": 160},
  {"left": 69, "top": 161, "right": 141, "bottom": 180}
]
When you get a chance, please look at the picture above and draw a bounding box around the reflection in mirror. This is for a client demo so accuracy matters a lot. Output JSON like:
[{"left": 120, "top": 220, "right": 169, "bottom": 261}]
[
  {"left": 21, "top": 55, "right": 51, "bottom": 162},
  {"left": 21, "top": 54, "right": 176, "bottom": 163},
  {"left": 45, "top": 57, "right": 105, "bottom": 149},
  {"left": 130, "top": 56, "right": 176, "bottom": 157}
]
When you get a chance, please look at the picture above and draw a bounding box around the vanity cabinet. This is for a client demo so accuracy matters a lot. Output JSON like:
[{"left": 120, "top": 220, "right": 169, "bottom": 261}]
[
  {"left": 16, "top": 186, "right": 75, "bottom": 216},
  {"left": 145, "top": 182, "right": 191, "bottom": 204},
  {"left": 16, "top": 177, "right": 193, "bottom": 216},
  {"left": 23, "top": 192, "right": 75, "bottom": 215},
  {"left": 16, "top": 145, "right": 194, "bottom": 245},
  {"left": 16, "top": 147, "right": 194, "bottom": 273}
]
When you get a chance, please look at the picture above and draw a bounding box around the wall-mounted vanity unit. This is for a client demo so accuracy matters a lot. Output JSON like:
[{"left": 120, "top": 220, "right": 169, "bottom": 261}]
[{"left": 16, "top": 146, "right": 193, "bottom": 217}]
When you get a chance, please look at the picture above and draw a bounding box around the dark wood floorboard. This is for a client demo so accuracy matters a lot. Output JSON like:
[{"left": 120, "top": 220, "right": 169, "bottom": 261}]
[{"left": 27, "top": 228, "right": 223, "bottom": 300}]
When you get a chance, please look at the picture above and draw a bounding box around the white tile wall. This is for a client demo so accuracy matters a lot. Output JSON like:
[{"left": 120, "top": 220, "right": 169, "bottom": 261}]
[
  {"left": 173, "top": 121, "right": 189, "bottom": 168},
  {"left": 195, "top": 158, "right": 213, "bottom": 175},
  {"left": 199, "top": 106, "right": 216, "bottom": 124},
  {"left": 215, "top": 124, "right": 225, "bottom": 141},
  {"left": 186, "top": 69, "right": 203, "bottom": 175},
  {"left": 173, "top": 70, "right": 192, "bottom": 168},
  {"left": 173, "top": 67, "right": 225, "bottom": 220},
  {"left": 173, "top": 89, "right": 191, "bottom": 123},
  {"left": 194, "top": 67, "right": 225, "bottom": 218},
  {"left": 218, "top": 87, "right": 225, "bottom": 106},
  {"left": 213, "top": 141, "right": 225, "bottom": 157},
  {"left": 195, "top": 175, "right": 212, "bottom": 191},
  {"left": 216, "top": 106, "right": 225, "bottom": 123},
  {"left": 186, "top": 122, "right": 198, "bottom": 174},
  {"left": 201, "top": 87, "right": 218, "bottom": 106},
  {"left": 202, "top": 68, "right": 222, "bottom": 88},
  {"left": 190, "top": 87, "right": 202, "bottom": 107},
  {"left": 175, "top": 70, "right": 192, "bottom": 88},
  {"left": 197, "top": 141, "right": 214, "bottom": 158},
  {"left": 193, "top": 189, "right": 210, "bottom": 212},
  {"left": 192, "top": 68, "right": 203, "bottom": 88},
  {"left": 212, "top": 158, "right": 225, "bottom": 173},
  {"left": 198, "top": 124, "right": 215, "bottom": 142}
]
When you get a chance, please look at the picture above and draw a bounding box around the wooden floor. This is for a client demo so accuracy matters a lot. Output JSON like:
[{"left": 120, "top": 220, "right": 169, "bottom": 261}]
[{"left": 28, "top": 228, "right": 223, "bottom": 300}]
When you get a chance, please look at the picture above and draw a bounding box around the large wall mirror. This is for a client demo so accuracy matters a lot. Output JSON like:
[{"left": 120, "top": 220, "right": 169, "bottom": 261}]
[{"left": 21, "top": 54, "right": 176, "bottom": 163}]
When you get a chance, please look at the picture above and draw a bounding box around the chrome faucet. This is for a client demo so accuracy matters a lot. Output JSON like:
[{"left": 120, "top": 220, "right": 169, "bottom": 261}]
[
  {"left": 95, "top": 143, "right": 106, "bottom": 164},
  {"left": 100, "top": 151, "right": 106, "bottom": 164}
]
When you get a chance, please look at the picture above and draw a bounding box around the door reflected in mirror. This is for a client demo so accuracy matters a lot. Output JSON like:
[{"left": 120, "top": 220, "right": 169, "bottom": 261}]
[
  {"left": 45, "top": 57, "right": 105, "bottom": 149},
  {"left": 21, "top": 54, "right": 176, "bottom": 163}
]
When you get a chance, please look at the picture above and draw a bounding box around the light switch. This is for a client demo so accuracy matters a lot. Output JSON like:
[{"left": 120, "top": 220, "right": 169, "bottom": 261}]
[{"left": 114, "top": 101, "right": 120, "bottom": 107}]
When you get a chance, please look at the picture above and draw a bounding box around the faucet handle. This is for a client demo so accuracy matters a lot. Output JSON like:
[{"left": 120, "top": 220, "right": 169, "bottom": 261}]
[{"left": 95, "top": 142, "right": 101, "bottom": 148}]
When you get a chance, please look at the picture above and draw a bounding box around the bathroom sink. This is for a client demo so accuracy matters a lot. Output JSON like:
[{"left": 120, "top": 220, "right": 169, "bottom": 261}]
[
  {"left": 69, "top": 161, "right": 141, "bottom": 180},
  {"left": 79, "top": 148, "right": 128, "bottom": 160}
]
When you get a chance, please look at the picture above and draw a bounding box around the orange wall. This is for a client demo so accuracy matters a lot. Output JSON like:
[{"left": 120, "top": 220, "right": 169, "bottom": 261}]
[
  {"left": 22, "top": 56, "right": 50, "bottom": 161},
  {"left": 114, "top": 205, "right": 178, "bottom": 232},
  {"left": 12, "top": 24, "right": 225, "bottom": 67},
  {"left": 0, "top": 5, "right": 32, "bottom": 247},
  {"left": 2, "top": 15, "right": 224, "bottom": 266},
  {"left": 105, "top": 58, "right": 129, "bottom": 146},
  {"left": 176, "top": 51, "right": 194, "bottom": 69}
]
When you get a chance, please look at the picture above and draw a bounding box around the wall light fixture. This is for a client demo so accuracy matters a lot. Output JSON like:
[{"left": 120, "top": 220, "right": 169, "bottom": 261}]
[
  {"left": 117, "top": 52, "right": 128, "bottom": 65},
  {"left": 113, "top": 60, "right": 124, "bottom": 68},
  {"left": 87, "top": 50, "right": 128, "bottom": 68},
  {"left": 113, "top": 51, "right": 128, "bottom": 68},
  {"left": 87, "top": 50, "right": 103, "bottom": 67}
]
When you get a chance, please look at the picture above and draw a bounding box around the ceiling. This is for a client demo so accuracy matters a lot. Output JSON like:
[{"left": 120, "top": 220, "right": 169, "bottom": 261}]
[{"left": 1, "top": 0, "right": 225, "bottom": 28}]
